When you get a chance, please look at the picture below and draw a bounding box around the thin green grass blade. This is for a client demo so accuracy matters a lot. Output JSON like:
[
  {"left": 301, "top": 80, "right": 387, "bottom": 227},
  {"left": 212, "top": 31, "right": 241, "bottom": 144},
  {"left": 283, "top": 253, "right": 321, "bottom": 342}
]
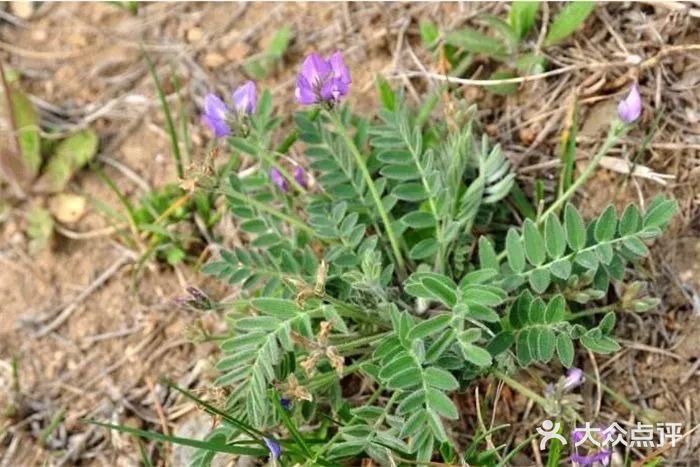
[
  {"left": 558, "top": 100, "right": 578, "bottom": 197},
  {"left": 164, "top": 380, "right": 265, "bottom": 440},
  {"left": 143, "top": 49, "right": 184, "bottom": 179},
  {"left": 89, "top": 420, "right": 267, "bottom": 456}
]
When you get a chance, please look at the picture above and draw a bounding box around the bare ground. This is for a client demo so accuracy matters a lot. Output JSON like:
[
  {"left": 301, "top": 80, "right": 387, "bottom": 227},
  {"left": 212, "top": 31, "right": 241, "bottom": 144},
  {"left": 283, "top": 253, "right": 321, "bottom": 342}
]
[{"left": 1, "top": 2, "right": 699, "bottom": 465}]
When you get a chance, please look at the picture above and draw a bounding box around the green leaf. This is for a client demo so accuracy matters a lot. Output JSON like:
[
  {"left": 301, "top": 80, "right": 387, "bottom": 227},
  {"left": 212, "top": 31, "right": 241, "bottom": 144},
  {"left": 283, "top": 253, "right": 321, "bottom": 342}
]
[
  {"left": 528, "top": 297, "right": 546, "bottom": 324},
  {"left": 549, "top": 258, "right": 572, "bottom": 279},
  {"left": 425, "top": 367, "right": 460, "bottom": 391},
  {"left": 479, "top": 236, "right": 499, "bottom": 270},
  {"left": 528, "top": 268, "right": 551, "bottom": 293},
  {"left": 564, "top": 203, "right": 586, "bottom": 251},
  {"left": 574, "top": 250, "right": 598, "bottom": 270},
  {"left": 506, "top": 228, "right": 526, "bottom": 273},
  {"left": 544, "top": 1, "right": 595, "bottom": 46},
  {"left": 388, "top": 367, "right": 423, "bottom": 389},
  {"left": 426, "top": 388, "right": 459, "bottom": 420},
  {"left": 402, "top": 211, "right": 436, "bottom": 229},
  {"left": 486, "top": 69, "right": 518, "bottom": 95},
  {"left": 380, "top": 164, "right": 419, "bottom": 181},
  {"left": 545, "top": 213, "right": 567, "bottom": 259},
  {"left": 538, "top": 328, "right": 556, "bottom": 362},
  {"left": 444, "top": 28, "right": 506, "bottom": 58},
  {"left": 409, "top": 238, "right": 439, "bottom": 260},
  {"left": 516, "top": 329, "right": 533, "bottom": 366},
  {"left": 422, "top": 277, "right": 457, "bottom": 307},
  {"left": 642, "top": 198, "right": 677, "bottom": 230},
  {"left": 523, "top": 219, "right": 546, "bottom": 266},
  {"left": 600, "top": 311, "right": 616, "bottom": 334},
  {"left": 482, "top": 15, "right": 520, "bottom": 51},
  {"left": 462, "top": 344, "right": 493, "bottom": 367},
  {"left": 459, "top": 269, "right": 498, "bottom": 286},
  {"left": 544, "top": 294, "right": 566, "bottom": 323},
  {"left": 377, "top": 77, "right": 397, "bottom": 111},
  {"left": 556, "top": 334, "right": 574, "bottom": 368},
  {"left": 622, "top": 236, "right": 649, "bottom": 257},
  {"left": 409, "top": 314, "right": 452, "bottom": 340},
  {"left": 486, "top": 331, "right": 514, "bottom": 356},
  {"left": 618, "top": 204, "right": 642, "bottom": 236},
  {"left": 420, "top": 20, "right": 441, "bottom": 49},
  {"left": 581, "top": 333, "right": 620, "bottom": 354},
  {"left": 250, "top": 298, "right": 300, "bottom": 319},
  {"left": 510, "top": 1, "right": 540, "bottom": 39},
  {"left": 10, "top": 85, "right": 42, "bottom": 177},
  {"left": 392, "top": 183, "right": 427, "bottom": 201},
  {"left": 594, "top": 205, "right": 617, "bottom": 242},
  {"left": 26, "top": 206, "right": 54, "bottom": 252},
  {"left": 36, "top": 129, "right": 99, "bottom": 193},
  {"left": 242, "top": 27, "right": 292, "bottom": 79}
]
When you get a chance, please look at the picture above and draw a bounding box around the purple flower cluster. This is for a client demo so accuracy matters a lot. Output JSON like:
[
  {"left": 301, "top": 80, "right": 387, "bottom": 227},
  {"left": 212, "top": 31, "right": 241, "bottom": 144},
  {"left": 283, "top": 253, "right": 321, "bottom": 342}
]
[
  {"left": 202, "top": 81, "right": 257, "bottom": 138},
  {"left": 295, "top": 51, "right": 351, "bottom": 105}
]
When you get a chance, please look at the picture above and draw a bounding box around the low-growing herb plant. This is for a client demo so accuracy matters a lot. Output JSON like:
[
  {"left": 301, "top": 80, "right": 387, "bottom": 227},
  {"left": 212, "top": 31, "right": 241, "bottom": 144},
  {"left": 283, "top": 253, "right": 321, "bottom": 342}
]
[{"left": 99, "top": 51, "right": 673, "bottom": 465}]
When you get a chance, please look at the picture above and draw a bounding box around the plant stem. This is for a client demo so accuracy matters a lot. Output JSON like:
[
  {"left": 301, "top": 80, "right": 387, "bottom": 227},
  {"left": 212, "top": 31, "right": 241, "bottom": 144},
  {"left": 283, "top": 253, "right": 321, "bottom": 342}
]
[
  {"left": 540, "top": 122, "right": 627, "bottom": 221},
  {"left": 567, "top": 305, "right": 616, "bottom": 320},
  {"left": 493, "top": 369, "right": 549, "bottom": 409},
  {"left": 334, "top": 332, "right": 388, "bottom": 352},
  {"left": 327, "top": 110, "right": 406, "bottom": 277}
]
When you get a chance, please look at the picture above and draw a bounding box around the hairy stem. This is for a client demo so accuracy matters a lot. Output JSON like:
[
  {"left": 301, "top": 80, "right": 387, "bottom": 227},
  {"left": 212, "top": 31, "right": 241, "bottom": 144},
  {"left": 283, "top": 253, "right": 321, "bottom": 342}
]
[{"left": 328, "top": 110, "right": 407, "bottom": 277}]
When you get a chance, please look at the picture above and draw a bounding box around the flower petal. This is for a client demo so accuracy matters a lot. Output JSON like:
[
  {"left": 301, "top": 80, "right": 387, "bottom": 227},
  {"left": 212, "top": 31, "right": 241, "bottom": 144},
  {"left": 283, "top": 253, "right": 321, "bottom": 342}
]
[
  {"left": 617, "top": 84, "right": 642, "bottom": 123},
  {"left": 232, "top": 81, "right": 257, "bottom": 115},
  {"left": 295, "top": 75, "right": 318, "bottom": 105},
  {"left": 301, "top": 52, "right": 331, "bottom": 86},
  {"left": 201, "top": 113, "right": 230, "bottom": 138},
  {"left": 329, "top": 51, "right": 351, "bottom": 85},
  {"left": 269, "top": 168, "right": 289, "bottom": 192},
  {"left": 204, "top": 93, "right": 228, "bottom": 120}
]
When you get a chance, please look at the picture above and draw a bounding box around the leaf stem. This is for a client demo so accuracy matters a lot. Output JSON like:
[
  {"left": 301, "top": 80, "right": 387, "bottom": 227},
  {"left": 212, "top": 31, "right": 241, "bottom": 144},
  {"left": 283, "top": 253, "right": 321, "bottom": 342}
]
[
  {"left": 541, "top": 121, "right": 627, "bottom": 221},
  {"left": 493, "top": 369, "right": 549, "bottom": 409},
  {"left": 224, "top": 188, "right": 314, "bottom": 235},
  {"left": 327, "top": 110, "right": 406, "bottom": 277}
]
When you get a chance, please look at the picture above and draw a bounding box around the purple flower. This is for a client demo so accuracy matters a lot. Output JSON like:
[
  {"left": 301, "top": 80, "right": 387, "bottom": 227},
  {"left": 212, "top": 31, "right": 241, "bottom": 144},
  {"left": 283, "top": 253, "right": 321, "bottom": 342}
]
[
  {"left": 280, "top": 398, "right": 292, "bottom": 410},
  {"left": 269, "top": 168, "right": 289, "bottom": 192},
  {"left": 232, "top": 81, "right": 257, "bottom": 115},
  {"left": 202, "top": 93, "right": 231, "bottom": 138},
  {"left": 264, "top": 437, "right": 282, "bottom": 460},
  {"left": 294, "top": 166, "right": 308, "bottom": 189},
  {"left": 563, "top": 367, "right": 584, "bottom": 391},
  {"left": 617, "top": 84, "right": 642, "bottom": 124},
  {"left": 295, "top": 51, "right": 351, "bottom": 105},
  {"left": 202, "top": 82, "right": 258, "bottom": 138},
  {"left": 571, "top": 426, "right": 611, "bottom": 466}
]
